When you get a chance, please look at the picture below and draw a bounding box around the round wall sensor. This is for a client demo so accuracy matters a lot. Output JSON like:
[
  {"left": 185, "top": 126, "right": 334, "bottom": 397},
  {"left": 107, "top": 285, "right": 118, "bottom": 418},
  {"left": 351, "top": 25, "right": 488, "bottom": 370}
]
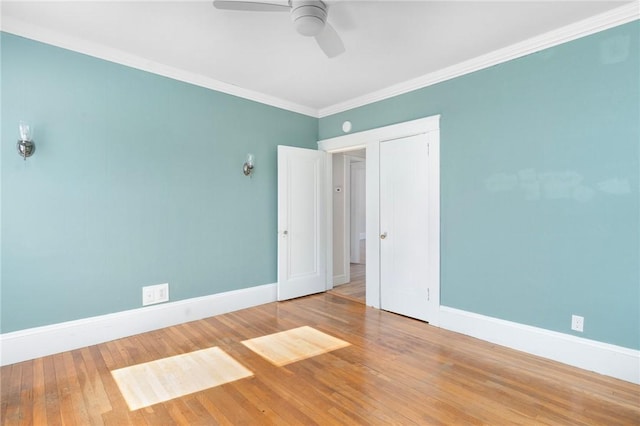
[{"left": 342, "top": 121, "right": 352, "bottom": 133}]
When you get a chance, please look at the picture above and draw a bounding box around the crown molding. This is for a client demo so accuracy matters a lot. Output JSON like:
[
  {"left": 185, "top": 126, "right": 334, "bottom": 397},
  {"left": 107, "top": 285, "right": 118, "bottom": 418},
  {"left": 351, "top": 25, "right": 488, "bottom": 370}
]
[
  {"left": 1, "top": 3, "right": 637, "bottom": 120},
  {"left": 0, "top": 17, "right": 319, "bottom": 118},
  {"left": 318, "top": 3, "right": 640, "bottom": 118}
]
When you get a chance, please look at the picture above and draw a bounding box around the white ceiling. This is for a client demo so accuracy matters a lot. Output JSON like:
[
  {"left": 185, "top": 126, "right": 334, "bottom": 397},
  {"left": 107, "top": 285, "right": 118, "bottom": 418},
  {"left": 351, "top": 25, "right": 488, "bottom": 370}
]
[{"left": 1, "top": 1, "right": 636, "bottom": 116}]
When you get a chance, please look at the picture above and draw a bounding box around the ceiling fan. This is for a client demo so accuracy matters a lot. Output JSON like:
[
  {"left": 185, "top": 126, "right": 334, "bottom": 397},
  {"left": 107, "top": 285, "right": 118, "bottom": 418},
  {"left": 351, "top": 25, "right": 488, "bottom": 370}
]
[{"left": 213, "top": 0, "right": 345, "bottom": 58}]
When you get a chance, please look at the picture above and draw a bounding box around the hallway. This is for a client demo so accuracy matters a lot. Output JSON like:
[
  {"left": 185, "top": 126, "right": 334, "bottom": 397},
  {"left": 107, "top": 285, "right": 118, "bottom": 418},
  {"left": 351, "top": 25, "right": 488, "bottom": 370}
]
[{"left": 329, "top": 239, "right": 365, "bottom": 303}]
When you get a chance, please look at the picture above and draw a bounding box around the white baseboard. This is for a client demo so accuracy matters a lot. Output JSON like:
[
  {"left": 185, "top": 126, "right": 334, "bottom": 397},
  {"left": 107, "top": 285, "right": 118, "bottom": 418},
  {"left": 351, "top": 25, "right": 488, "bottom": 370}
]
[
  {"left": 4, "top": 291, "right": 637, "bottom": 385},
  {"left": 439, "top": 306, "right": 640, "bottom": 384},
  {"left": 333, "top": 274, "right": 349, "bottom": 286},
  {"left": 0, "top": 283, "right": 277, "bottom": 366}
]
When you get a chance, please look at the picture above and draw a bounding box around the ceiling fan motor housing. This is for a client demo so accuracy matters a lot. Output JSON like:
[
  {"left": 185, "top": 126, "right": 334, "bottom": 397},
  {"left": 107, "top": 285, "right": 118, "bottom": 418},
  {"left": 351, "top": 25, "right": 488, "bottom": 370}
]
[{"left": 290, "top": 0, "right": 327, "bottom": 36}]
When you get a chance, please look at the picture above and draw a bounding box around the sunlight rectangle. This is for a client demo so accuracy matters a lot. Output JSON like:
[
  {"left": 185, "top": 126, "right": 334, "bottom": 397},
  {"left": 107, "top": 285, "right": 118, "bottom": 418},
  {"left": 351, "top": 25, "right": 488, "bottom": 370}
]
[
  {"left": 111, "top": 347, "right": 252, "bottom": 411},
  {"left": 242, "top": 326, "right": 350, "bottom": 366}
]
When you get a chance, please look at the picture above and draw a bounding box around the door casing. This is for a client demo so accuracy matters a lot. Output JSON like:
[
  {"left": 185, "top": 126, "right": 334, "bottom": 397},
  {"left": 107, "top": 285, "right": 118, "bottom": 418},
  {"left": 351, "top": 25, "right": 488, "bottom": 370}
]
[{"left": 318, "top": 115, "right": 441, "bottom": 325}]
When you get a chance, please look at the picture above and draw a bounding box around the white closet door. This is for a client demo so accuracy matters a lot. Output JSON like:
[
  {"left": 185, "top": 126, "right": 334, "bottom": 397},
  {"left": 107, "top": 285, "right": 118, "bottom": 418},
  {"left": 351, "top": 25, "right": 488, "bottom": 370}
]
[{"left": 379, "top": 133, "right": 435, "bottom": 322}]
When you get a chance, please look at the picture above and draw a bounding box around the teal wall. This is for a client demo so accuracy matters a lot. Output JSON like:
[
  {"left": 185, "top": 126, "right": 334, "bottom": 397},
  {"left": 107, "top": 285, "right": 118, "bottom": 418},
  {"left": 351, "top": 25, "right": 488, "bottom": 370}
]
[
  {"left": 320, "top": 22, "right": 640, "bottom": 350},
  {"left": 0, "top": 33, "right": 318, "bottom": 333},
  {"left": 2, "top": 21, "right": 639, "bottom": 351}
]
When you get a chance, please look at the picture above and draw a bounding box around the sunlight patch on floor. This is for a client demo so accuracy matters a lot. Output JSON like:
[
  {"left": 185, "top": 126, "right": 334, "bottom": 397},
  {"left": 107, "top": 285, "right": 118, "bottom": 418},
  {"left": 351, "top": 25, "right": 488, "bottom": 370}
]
[
  {"left": 242, "top": 325, "right": 350, "bottom": 366},
  {"left": 111, "top": 347, "right": 253, "bottom": 411}
]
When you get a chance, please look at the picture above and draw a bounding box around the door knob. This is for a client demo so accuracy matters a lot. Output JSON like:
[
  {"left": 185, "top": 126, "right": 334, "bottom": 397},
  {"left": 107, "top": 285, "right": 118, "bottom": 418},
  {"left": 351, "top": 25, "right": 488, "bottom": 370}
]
[{"left": 380, "top": 232, "right": 387, "bottom": 239}]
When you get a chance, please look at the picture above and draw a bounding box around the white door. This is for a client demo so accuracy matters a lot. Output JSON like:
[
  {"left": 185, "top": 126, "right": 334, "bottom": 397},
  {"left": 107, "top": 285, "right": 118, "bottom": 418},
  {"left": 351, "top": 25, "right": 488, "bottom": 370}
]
[
  {"left": 277, "top": 146, "right": 327, "bottom": 301},
  {"left": 379, "top": 133, "right": 436, "bottom": 322}
]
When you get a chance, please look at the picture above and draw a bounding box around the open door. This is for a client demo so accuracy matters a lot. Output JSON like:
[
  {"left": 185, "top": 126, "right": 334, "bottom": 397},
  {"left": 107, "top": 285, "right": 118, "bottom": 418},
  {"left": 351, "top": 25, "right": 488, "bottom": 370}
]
[{"left": 277, "top": 146, "right": 327, "bottom": 301}]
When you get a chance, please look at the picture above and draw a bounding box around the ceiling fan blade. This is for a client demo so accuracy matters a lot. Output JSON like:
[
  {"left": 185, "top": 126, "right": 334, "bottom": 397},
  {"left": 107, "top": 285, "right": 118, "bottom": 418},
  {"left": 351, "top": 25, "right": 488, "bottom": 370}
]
[
  {"left": 213, "top": 1, "right": 289, "bottom": 12},
  {"left": 314, "top": 22, "right": 345, "bottom": 58}
]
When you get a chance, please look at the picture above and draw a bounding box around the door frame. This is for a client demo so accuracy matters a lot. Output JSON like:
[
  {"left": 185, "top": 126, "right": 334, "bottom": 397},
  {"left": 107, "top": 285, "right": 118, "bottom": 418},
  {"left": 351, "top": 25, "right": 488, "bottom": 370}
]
[{"left": 318, "top": 115, "right": 441, "bottom": 325}]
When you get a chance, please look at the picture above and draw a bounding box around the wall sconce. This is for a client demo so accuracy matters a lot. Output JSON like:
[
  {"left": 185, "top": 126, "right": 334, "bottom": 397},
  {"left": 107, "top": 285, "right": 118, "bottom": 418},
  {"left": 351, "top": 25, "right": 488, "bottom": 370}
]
[
  {"left": 243, "top": 153, "right": 254, "bottom": 177},
  {"left": 17, "top": 121, "right": 35, "bottom": 160}
]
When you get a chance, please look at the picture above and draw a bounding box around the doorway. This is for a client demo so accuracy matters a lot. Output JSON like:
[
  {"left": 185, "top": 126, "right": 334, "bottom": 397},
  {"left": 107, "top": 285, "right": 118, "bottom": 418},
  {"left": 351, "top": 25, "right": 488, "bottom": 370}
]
[
  {"left": 328, "top": 150, "right": 366, "bottom": 303},
  {"left": 318, "top": 115, "right": 440, "bottom": 325}
]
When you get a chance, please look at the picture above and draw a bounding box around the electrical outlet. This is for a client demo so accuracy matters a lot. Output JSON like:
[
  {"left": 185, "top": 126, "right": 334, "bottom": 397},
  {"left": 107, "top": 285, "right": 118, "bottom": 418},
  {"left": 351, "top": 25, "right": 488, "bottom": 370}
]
[
  {"left": 142, "top": 286, "right": 155, "bottom": 306},
  {"left": 156, "top": 283, "right": 169, "bottom": 303},
  {"left": 571, "top": 315, "right": 584, "bottom": 332},
  {"left": 142, "top": 283, "right": 169, "bottom": 306}
]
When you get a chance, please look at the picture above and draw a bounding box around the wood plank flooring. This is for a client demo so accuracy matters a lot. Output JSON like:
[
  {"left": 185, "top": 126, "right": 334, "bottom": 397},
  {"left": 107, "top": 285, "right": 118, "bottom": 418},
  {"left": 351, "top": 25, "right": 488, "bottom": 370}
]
[{"left": 1, "top": 293, "right": 639, "bottom": 425}]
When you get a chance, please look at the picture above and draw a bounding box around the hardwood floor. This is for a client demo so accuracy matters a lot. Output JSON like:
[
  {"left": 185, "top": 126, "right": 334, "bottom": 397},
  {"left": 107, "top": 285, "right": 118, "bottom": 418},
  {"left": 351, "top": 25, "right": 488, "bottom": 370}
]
[{"left": 1, "top": 293, "right": 639, "bottom": 425}]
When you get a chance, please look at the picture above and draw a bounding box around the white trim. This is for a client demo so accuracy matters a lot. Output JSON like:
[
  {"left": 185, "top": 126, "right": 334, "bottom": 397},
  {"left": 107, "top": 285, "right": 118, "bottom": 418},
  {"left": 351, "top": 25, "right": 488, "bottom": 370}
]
[
  {"left": 342, "top": 155, "right": 351, "bottom": 286},
  {"left": 365, "top": 140, "right": 380, "bottom": 308},
  {"left": 0, "top": 283, "right": 277, "bottom": 366},
  {"left": 1, "top": 5, "right": 637, "bottom": 119},
  {"left": 324, "top": 150, "right": 334, "bottom": 291},
  {"left": 426, "top": 128, "right": 440, "bottom": 326},
  {"left": 439, "top": 306, "right": 640, "bottom": 385},
  {"left": 0, "top": 17, "right": 317, "bottom": 118},
  {"left": 319, "top": 115, "right": 441, "bottom": 152},
  {"left": 332, "top": 274, "right": 349, "bottom": 286},
  {"left": 317, "top": 3, "right": 639, "bottom": 117},
  {"left": 319, "top": 115, "right": 440, "bottom": 324}
]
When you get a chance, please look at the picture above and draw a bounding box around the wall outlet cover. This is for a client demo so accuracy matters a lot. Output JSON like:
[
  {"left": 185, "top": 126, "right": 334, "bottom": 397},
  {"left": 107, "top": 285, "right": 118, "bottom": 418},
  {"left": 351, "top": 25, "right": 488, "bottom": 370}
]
[
  {"left": 142, "top": 283, "right": 169, "bottom": 306},
  {"left": 571, "top": 315, "right": 584, "bottom": 332},
  {"left": 142, "top": 287, "right": 155, "bottom": 306}
]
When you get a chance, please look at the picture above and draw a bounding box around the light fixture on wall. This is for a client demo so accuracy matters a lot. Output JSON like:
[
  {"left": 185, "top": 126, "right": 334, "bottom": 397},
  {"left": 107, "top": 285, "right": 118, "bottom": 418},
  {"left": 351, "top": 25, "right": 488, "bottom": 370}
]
[
  {"left": 17, "top": 121, "right": 35, "bottom": 160},
  {"left": 243, "top": 153, "right": 254, "bottom": 177}
]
